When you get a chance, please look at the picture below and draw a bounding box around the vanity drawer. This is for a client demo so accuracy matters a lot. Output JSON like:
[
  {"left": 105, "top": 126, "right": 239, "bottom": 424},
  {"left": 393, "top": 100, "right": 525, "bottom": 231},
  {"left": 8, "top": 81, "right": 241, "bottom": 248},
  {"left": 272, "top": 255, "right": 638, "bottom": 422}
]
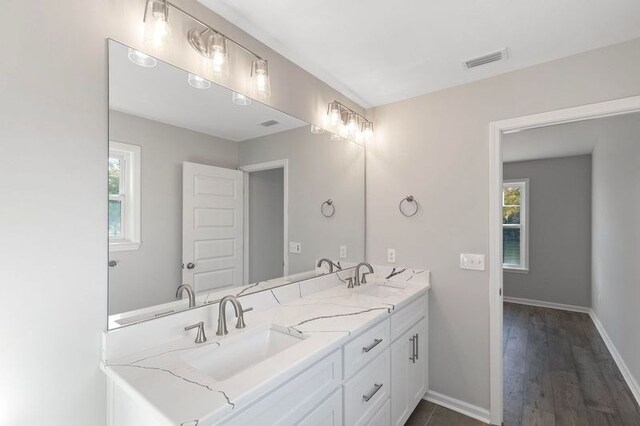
[
  {"left": 343, "top": 347, "right": 390, "bottom": 426},
  {"left": 391, "top": 294, "right": 426, "bottom": 341},
  {"left": 343, "top": 318, "right": 390, "bottom": 378},
  {"left": 368, "top": 398, "right": 391, "bottom": 426},
  {"left": 223, "top": 349, "right": 341, "bottom": 426}
]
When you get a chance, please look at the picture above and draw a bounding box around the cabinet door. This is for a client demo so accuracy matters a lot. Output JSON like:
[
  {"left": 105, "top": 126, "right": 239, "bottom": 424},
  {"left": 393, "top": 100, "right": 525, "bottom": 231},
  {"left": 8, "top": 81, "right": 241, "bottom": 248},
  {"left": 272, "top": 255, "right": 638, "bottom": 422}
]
[
  {"left": 391, "top": 319, "right": 428, "bottom": 426},
  {"left": 297, "top": 388, "right": 342, "bottom": 426}
]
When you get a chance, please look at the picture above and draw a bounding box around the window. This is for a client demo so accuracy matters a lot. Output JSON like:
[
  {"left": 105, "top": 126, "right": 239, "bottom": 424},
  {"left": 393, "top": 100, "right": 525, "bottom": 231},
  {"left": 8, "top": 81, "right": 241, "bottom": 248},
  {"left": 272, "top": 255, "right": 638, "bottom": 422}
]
[
  {"left": 502, "top": 179, "right": 528, "bottom": 271},
  {"left": 109, "top": 141, "right": 141, "bottom": 251}
]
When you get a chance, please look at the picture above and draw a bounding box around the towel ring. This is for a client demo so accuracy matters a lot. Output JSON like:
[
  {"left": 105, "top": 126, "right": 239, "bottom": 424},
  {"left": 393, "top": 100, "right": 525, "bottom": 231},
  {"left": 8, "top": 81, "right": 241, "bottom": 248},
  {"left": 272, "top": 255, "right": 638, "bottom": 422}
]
[
  {"left": 399, "top": 195, "right": 419, "bottom": 217},
  {"left": 321, "top": 199, "right": 335, "bottom": 217}
]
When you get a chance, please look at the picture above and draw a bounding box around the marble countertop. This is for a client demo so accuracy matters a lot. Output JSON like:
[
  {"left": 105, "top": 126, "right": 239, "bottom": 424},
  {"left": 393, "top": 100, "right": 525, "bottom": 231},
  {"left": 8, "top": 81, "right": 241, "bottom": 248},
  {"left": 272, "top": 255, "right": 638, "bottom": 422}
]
[{"left": 102, "top": 271, "right": 429, "bottom": 425}]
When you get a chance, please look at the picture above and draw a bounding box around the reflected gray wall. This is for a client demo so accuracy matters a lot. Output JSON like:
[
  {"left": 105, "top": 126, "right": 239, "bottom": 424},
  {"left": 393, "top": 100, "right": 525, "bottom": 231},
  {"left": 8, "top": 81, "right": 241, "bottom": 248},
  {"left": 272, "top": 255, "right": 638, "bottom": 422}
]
[
  {"left": 503, "top": 155, "right": 592, "bottom": 307},
  {"left": 108, "top": 111, "right": 238, "bottom": 314},
  {"left": 239, "top": 126, "right": 366, "bottom": 273},
  {"left": 592, "top": 113, "right": 640, "bottom": 390},
  {"left": 248, "top": 168, "right": 284, "bottom": 282}
]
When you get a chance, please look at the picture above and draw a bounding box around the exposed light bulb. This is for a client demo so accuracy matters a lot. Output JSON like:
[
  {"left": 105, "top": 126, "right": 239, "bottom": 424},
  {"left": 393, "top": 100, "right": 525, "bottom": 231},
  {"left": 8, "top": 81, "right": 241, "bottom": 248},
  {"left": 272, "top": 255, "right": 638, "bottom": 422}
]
[
  {"left": 327, "top": 102, "right": 342, "bottom": 126},
  {"left": 361, "top": 121, "right": 374, "bottom": 143},
  {"left": 251, "top": 59, "right": 271, "bottom": 99},
  {"left": 127, "top": 48, "right": 157, "bottom": 67},
  {"left": 232, "top": 92, "right": 252, "bottom": 106},
  {"left": 188, "top": 73, "right": 211, "bottom": 89},
  {"left": 209, "top": 32, "right": 228, "bottom": 76},
  {"left": 346, "top": 112, "right": 358, "bottom": 137},
  {"left": 310, "top": 125, "right": 325, "bottom": 134},
  {"left": 143, "top": 0, "right": 170, "bottom": 53}
]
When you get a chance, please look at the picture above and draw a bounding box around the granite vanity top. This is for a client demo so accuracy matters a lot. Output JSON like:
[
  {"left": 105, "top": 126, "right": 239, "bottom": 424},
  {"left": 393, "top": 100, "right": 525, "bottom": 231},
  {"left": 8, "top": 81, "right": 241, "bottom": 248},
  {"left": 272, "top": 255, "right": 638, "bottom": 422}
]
[{"left": 102, "top": 270, "right": 430, "bottom": 425}]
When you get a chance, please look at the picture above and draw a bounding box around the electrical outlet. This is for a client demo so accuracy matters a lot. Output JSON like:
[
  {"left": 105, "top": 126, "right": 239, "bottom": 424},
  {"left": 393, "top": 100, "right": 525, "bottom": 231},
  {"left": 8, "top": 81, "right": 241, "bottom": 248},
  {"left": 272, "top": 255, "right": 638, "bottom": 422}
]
[
  {"left": 387, "top": 248, "right": 396, "bottom": 263},
  {"left": 460, "top": 253, "right": 485, "bottom": 271},
  {"left": 340, "top": 245, "right": 347, "bottom": 259},
  {"left": 289, "top": 242, "right": 302, "bottom": 254}
]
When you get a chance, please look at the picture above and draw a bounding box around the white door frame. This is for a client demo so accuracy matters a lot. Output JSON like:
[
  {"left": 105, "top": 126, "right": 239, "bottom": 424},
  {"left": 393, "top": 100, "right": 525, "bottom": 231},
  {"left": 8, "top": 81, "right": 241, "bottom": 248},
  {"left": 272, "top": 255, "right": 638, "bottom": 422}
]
[
  {"left": 488, "top": 95, "right": 640, "bottom": 424},
  {"left": 239, "top": 159, "right": 289, "bottom": 284}
]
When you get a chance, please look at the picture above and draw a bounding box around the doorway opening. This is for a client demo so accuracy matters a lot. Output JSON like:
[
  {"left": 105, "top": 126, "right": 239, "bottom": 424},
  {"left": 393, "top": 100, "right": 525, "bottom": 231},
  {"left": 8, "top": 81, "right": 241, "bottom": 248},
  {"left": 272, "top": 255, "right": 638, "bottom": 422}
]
[{"left": 488, "top": 96, "right": 640, "bottom": 424}]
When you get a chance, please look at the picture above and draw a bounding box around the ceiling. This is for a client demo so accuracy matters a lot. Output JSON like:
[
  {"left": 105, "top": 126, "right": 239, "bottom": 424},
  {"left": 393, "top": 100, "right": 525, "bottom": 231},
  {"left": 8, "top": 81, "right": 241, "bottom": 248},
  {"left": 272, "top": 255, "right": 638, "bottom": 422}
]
[
  {"left": 198, "top": 0, "right": 640, "bottom": 107},
  {"left": 109, "top": 41, "right": 306, "bottom": 142},
  {"left": 503, "top": 112, "right": 640, "bottom": 162}
]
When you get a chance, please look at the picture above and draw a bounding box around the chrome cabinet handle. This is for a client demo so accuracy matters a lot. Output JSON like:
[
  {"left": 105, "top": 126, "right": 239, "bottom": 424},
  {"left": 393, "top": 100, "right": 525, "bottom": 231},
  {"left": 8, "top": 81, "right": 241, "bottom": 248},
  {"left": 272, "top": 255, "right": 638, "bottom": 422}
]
[
  {"left": 410, "top": 335, "right": 416, "bottom": 363},
  {"left": 186, "top": 263, "right": 196, "bottom": 270},
  {"left": 415, "top": 333, "right": 419, "bottom": 360},
  {"left": 362, "top": 383, "right": 383, "bottom": 402},
  {"left": 362, "top": 338, "right": 383, "bottom": 353}
]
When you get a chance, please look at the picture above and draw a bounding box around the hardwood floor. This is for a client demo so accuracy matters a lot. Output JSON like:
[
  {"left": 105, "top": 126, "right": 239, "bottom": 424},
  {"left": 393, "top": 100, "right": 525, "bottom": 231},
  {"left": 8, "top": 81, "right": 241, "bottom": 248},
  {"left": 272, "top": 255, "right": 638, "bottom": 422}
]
[
  {"left": 405, "top": 400, "right": 485, "bottom": 425},
  {"left": 503, "top": 302, "right": 640, "bottom": 426}
]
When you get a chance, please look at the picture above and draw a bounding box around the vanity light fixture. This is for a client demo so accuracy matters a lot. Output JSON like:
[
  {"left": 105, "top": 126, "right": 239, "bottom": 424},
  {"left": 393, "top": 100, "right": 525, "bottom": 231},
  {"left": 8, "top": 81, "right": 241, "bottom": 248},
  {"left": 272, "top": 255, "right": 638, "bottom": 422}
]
[
  {"left": 232, "top": 92, "right": 252, "bottom": 106},
  {"left": 187, "top": 73, "right": 211, "bottom": 89},
  {"left": 251, "top": 59, "right": 271, "bottom": 100},
  {"left": 325, "top": 100, "right": 374, "bottom": 143},
  {"left": 310, "top": 125, "right": 325, "bottom": 134},
  {"left": 361, "top": 121, "right": 374, "bottom": 143},
  {"left": 127, "top": 48, "right": 157, "bottom": 67},
  {"left": 143, "top": 0, "right": 170, "bottom": 53},
  {"left": 188, "top": 29, "right": 229, "bottom": 78},
  {"left": 328, "top": 101, "right": 342, "bottom": 126}
]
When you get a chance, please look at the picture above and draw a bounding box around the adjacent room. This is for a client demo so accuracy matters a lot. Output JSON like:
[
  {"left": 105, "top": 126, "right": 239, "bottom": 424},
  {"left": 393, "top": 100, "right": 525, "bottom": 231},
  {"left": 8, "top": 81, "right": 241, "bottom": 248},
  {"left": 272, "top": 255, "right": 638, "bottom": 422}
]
[{"left": 2, "top": 1, "right": 639, "bottom": 425}]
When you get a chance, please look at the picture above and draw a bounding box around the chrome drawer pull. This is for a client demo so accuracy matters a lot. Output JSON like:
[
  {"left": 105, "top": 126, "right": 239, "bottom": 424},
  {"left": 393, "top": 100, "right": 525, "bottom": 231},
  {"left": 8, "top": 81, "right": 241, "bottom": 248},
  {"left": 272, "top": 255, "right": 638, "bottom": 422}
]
[
  {"left": 410, "top": 335, "right": 416, "bottom": 363},
  {"left": 415, "top": 333, "right": 419, "bottom": 360},
  {"left": 362, "top": 383, "right": 383, "bottom": 402},
  {"left": 362, "top": 338, "right": 383, "bottom": 353}
]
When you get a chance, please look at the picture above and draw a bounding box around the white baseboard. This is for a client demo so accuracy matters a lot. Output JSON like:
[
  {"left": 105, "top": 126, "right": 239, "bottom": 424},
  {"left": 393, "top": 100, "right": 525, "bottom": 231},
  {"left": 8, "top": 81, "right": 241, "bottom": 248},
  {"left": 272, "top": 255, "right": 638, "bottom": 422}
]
[
  {"left": 589, "top": 310, "right": 640, "bottom": 407},
  {"left": 425, "top": 390, "right": 491, "bottom": 424},
  {"left": 503, "top": 296, "right": 590, "bottom": 313}
]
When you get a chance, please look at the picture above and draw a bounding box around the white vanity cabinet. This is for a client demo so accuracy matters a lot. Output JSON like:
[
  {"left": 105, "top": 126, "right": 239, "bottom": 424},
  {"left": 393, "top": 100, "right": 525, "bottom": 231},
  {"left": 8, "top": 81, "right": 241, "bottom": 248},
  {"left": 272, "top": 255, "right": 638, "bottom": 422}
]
[{"left": 390, "top": 318, "right": 428, "bottom": 425}]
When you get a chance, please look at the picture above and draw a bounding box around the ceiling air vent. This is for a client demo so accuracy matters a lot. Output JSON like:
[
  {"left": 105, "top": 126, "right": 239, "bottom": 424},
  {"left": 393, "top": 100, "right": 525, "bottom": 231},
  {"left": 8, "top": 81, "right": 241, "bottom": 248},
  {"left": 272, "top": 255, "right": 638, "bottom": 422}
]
[
  {"left": 260, "top": 120, "right": 279, "bottom": 127},
  {"left": 464, "top": 48, "right": 508, "bottom": 70}
]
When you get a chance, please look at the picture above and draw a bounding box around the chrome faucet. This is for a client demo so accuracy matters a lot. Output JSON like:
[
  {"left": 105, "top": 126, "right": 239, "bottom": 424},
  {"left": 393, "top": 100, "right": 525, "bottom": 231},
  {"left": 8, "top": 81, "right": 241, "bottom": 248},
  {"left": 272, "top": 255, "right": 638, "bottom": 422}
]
[
  {"left": 185, "top": 321, "right": 207, "bottom": 343},
  {"left": 217, "top": 295, "right": 248, "bottom": 336},
  {"left": 176, "top": 284, "right": 196, "bottom": 308},
  {"left": 317, "top": 258, "right": 341, "bottom": 273},
  {"left": 354, "top": 262, "right": 374, "bottom": 287}
]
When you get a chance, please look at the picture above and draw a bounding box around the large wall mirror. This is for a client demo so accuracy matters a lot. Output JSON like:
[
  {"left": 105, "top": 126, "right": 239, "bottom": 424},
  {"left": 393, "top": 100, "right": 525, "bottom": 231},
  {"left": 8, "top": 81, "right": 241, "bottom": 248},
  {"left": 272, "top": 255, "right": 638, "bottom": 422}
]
[{"left": 107, "top": 40, "right": 365, "bottom": 329}]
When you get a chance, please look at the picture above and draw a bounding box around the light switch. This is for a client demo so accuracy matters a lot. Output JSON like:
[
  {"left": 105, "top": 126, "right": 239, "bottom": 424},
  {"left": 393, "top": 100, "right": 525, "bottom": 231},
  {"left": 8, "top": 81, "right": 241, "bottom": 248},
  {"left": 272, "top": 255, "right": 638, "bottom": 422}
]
[
  {"left": 289, "top": 242, "right": 302, "bottom": 254},
  {"left": 460, "top": 253, "right": 485, "bottom": 271},
  {"left": 340, "top": 245, "right": 347, "bottom": 259},
  {"left": 387, "top": 248, "right": 396, "bottom": 263}
]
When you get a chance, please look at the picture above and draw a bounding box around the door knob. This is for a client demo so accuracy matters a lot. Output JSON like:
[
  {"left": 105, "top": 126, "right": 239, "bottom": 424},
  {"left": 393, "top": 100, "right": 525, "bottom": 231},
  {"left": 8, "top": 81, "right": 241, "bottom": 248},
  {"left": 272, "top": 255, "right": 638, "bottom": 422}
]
[{"left": 186, "top": 263, "right": 196, "bottom": 269}]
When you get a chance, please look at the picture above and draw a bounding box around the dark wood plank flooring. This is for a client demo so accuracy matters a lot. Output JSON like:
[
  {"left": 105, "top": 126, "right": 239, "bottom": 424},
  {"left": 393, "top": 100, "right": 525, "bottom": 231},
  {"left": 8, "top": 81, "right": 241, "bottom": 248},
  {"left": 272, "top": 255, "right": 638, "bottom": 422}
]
[
  {"left": 503, "top": 302, "right": 640, "bottom": 426},
  {"left": 406, "top": 400, "right": 485, "bottom": 425}
]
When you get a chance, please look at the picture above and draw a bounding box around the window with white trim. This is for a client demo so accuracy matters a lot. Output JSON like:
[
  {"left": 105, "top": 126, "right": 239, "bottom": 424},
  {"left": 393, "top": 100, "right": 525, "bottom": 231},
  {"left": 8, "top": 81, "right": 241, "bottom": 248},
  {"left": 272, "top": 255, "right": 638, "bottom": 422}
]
[
  {"left": 109, "top": 141, "right": 141, "bottom": 251},
  {"left": 502, "top": 179, "right": 528, "bottom": 271}
]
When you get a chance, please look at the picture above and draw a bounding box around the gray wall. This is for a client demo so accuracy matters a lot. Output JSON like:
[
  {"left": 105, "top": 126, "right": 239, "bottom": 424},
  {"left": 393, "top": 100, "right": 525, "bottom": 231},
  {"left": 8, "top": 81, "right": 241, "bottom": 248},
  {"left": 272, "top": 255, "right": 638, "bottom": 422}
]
[
  {"left": 239, "top": 126, "right": 366, "bottom": 273},
  {"left": 108, "top": 111, "right": 238, "bottom": 314},
  {"left": 0, "top": 1, "right": 107, "bottom": 424},
  {"left": 368, "top": 38, "right": 640, "bottom": 410},
  {"left": 503, "top": 155, "right": 592, "bottom": 307},
  {"left": 1, "top": 1, "right": 365, "bottom": 423},
  {"left": 248, "top": 168, "right": 284, "bottom": 282},
  {"left": 592, "top": 113, "right": 640, "bottom": 392}
]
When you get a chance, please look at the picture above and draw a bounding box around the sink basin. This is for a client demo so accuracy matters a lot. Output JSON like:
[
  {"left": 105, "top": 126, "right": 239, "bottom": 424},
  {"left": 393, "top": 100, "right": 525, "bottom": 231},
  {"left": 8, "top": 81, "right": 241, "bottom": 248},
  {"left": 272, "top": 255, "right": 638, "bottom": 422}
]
[
  {"left": 181, "top": 324, "right": 306, "bottom": 381},
  {"left": 355, "top": 284, "right": 403, "bottom": 298}
]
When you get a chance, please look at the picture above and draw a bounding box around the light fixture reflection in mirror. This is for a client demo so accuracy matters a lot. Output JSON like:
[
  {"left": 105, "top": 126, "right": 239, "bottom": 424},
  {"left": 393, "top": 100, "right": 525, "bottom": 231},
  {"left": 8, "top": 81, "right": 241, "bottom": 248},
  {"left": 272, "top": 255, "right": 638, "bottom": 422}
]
[
  {"left": 310, "top": 125, "right": 324, "bottom": 134},
  {"left": 188, "top": 73, "right": 211, "bottom": 89},
  {"left": 128, "top": 48, "right": 157, "bottom": 67},
  {"left": 232, "top": 92, "right": 252, "bottom": 106},
  {"left": 251, "top": 59, "right": 271, "bottom": 100},
  {"left": 143, "top": 0, "right": 170, "bottom": 53}
]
